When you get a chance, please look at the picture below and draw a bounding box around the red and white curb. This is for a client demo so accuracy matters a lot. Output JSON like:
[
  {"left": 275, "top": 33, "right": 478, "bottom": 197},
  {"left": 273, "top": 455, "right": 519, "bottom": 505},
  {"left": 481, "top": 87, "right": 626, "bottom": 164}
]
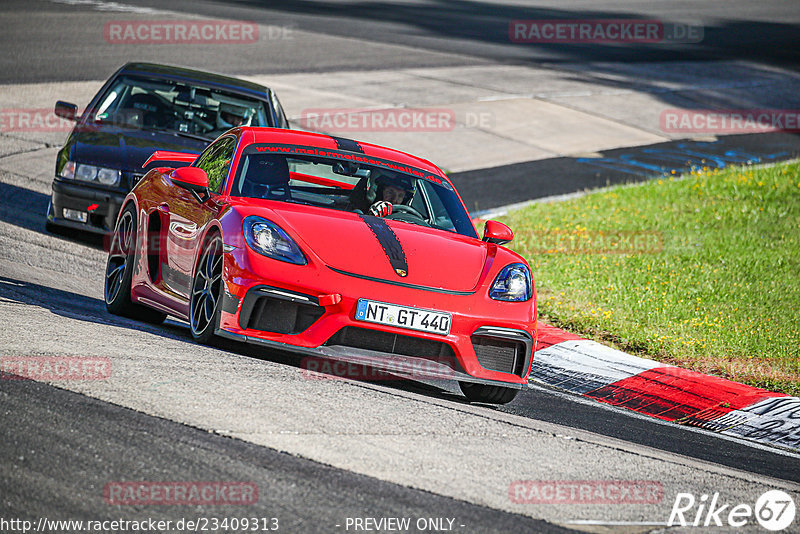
[{"left": 533, "top": 323, "right": 800, "bottom": 452}]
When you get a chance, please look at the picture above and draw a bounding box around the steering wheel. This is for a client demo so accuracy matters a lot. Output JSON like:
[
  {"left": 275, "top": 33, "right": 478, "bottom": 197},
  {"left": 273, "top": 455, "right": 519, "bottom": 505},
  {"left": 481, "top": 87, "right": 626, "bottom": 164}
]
[{"left": 387, "top": 204, "right": 430, "bottom": 226}]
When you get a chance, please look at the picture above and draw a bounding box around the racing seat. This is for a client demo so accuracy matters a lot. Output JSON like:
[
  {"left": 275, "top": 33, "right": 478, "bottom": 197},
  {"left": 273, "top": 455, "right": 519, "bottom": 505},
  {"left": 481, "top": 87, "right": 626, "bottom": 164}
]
[
  {"left": 240, "top": 154, "right": 291, "bottom": 200},
  {"left": 346, "top": 174, "right": 377, "bottom": 213}
]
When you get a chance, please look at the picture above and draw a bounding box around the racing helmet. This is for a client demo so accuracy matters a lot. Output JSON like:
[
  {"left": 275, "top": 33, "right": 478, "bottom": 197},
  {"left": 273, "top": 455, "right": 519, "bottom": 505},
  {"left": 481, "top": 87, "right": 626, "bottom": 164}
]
[
  {"left": 373, "top": 170, "right": 416, "bottom": 205},
  {"left": 216, "top": 103, "right": 251, "bottom": 130}
]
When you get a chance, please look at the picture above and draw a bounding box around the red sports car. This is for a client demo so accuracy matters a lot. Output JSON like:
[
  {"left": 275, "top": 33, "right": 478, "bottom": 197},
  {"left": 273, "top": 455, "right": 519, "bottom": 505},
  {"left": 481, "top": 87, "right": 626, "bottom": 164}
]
[{"left": 104, "top": 128, "right": 536, "bottom": 404}]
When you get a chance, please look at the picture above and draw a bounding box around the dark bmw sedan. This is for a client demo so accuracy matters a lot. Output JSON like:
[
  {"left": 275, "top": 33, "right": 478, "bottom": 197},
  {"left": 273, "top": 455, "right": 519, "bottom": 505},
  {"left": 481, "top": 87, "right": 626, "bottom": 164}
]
[{"left": 47, "top": 62, "right": 290, "bottom": 234}]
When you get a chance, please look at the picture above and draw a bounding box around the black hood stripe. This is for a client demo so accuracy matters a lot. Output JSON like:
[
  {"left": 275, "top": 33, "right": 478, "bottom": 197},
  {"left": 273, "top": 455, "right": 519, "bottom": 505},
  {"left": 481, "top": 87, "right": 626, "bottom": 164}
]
[{"left": 359, "top": 214, "right": 408, "bottom": 277}]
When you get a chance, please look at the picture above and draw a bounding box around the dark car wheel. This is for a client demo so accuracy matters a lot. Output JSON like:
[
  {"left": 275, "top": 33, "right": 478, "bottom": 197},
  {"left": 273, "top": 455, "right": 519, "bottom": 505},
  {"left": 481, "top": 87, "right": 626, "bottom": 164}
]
[
  {"left": 459, "top": 382, "right": 519, "bottom": 405},
  {"left": 190, "top": 233, "right": 224, "bottom": 344},
  {"left": 104, "top": 204, "right": 166, "bottom": 324}
]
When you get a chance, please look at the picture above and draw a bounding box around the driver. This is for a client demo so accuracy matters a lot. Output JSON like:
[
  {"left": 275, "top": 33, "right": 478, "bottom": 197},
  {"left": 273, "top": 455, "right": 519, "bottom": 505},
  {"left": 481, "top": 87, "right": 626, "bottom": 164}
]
[
  {"left": 369, "top": 171, "right": 416, "bottom": 217},
  {"left": 215, "top": 103, "right": 251, "bottom": 132}
]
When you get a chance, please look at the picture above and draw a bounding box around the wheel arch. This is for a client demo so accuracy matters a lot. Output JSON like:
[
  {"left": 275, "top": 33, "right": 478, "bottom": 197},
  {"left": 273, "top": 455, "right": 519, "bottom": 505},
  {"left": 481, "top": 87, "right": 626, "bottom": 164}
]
[
  {"left": 117, "top": 194, "right": 140, "bottom": 228},
  {"left": 191, "top": 220, "right": 225, "bottom": 278}
]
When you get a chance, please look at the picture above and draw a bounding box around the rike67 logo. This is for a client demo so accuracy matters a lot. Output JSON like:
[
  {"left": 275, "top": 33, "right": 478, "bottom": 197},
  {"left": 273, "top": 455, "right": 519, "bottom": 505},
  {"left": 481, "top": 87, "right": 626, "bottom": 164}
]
[{"left": 669, "top": 490, "right": 796, "bottom": 531}]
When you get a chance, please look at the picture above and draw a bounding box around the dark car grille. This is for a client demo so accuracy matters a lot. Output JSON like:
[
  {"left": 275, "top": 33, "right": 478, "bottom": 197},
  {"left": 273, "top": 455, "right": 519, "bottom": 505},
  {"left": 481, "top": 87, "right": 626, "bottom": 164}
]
[
  {"left": 325, "top": 327, "right": 456, "bottom": 363},
  {"left": 471, "top": 335, "right": 526, "bottom": 375},
  {"left": 242, "top": 297, "right": 324, "bottom": 335}
]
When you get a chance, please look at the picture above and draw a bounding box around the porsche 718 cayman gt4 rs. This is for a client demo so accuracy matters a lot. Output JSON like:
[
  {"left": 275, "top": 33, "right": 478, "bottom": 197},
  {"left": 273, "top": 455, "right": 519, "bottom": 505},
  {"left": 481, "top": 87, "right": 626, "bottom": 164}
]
[{"left": 104, "top": 127, "right": 536, "bottom": 404}]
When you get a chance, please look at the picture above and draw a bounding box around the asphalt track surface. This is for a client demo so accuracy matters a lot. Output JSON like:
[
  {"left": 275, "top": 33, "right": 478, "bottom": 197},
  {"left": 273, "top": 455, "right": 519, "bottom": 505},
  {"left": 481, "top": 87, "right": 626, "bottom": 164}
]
[
  {"left": 0, "top": 253, "right": 798, "bottom": 486},
  {"left": 2, "top": 0, "right": 800, "bottom": 531},
  {"left": 0, "top": 377, "right": 574, "bottom": 534},
  {"left": 2, "top": 0, "right": 799, "bottom": 84},
  {"left": 4, "top": 0, "right": 800, "bottom": 213}
]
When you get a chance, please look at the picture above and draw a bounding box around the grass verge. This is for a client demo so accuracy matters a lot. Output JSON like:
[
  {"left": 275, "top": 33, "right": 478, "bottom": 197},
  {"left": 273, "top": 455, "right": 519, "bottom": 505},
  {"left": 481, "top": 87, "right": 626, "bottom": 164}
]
[{"left": 499, "top": 161, "right": 800, "bottom": 396}]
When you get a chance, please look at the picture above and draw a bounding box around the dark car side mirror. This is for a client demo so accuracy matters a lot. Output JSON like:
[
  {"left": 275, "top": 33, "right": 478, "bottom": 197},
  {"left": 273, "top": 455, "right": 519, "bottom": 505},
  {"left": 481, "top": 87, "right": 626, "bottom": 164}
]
[
  {"left": 55, "top": 101, "right": 78, "bottom": 121},
  {"left": 171, "top": 167, "right": 210, "bottom": 203},
  {"left": 482, "top": 220, "right": 514, "bottom": 245}
]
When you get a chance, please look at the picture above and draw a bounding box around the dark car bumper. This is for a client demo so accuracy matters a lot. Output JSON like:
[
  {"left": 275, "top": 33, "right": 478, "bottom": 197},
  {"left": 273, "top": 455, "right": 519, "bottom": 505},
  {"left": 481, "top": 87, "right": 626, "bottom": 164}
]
[{"left": 48, "top": 178, "right": 127, "bottom": 235}]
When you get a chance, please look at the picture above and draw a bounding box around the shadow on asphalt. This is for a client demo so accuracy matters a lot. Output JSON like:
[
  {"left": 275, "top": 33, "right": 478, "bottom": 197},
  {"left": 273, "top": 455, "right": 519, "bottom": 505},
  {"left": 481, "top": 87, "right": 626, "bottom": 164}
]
[
  {"left": 221, "top": 0, "right": 800, "bottom": 66},
  {"left": 456, "top": 132, "right": 800, "bottom": 214}
]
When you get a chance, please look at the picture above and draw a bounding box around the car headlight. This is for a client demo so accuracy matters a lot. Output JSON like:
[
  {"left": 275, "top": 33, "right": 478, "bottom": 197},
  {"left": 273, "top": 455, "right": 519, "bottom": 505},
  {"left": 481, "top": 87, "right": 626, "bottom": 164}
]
[
  {"left": 490, "top": 263, "right": 532, "bottom": 302},
  {"left": 75, "top": 163, "right": 97, "bottom": 182},
  {"left": 60, "top": 161, "right": 75, "bottom": 179},
  {"left": 62, "top": 162, "right": 121, "bottom": 187},
  {"left": 243, "top": 216, "right": 306, "bottom": 265},
  {"left": 97, "top": 167, "right": 122, "bottom": 185}
]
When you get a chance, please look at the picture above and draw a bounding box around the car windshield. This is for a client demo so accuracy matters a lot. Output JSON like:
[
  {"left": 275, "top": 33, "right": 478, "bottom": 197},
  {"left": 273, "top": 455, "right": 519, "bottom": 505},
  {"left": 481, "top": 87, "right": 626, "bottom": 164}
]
[
  {"left": 86, "top": 74, "right": 271, "bottom": 140},
  {"left": 230, "top": 146, "right": 478, "bottom": 238}
]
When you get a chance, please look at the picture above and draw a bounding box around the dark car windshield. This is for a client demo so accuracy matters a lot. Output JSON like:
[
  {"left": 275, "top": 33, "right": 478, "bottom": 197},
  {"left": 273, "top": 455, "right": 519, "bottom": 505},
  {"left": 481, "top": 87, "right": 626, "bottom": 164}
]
[
  {"left": 86, "top": 75, "right": 272, "bottom": 140},
  {"left": 230, "top": 146, "right": 477, "bottom": 238}
]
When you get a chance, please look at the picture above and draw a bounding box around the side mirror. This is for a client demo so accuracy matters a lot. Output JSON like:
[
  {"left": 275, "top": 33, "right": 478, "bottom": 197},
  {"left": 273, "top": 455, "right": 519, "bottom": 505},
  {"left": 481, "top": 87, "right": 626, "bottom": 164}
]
[
  {"left": 171, "top": 167, "right": 210, "bottom": 203},
  {"left": 55, "top": 101, "right": 78, "bottom": 121},
  {"left": 482, "top": 220, "right": 514, "bottom": 245}
]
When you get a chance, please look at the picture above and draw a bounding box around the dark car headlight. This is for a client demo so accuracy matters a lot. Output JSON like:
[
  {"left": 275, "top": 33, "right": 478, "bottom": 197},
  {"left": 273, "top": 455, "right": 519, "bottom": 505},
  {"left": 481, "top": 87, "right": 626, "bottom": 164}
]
[
  {"left": 490, "top": 263, "right": 532, "bottom": 302},
  {"left": 61, "top": 161, "right": 121, "bottom": 187},
  {"left": 243, "top": 216, "right": 306, "bottom": 265}
]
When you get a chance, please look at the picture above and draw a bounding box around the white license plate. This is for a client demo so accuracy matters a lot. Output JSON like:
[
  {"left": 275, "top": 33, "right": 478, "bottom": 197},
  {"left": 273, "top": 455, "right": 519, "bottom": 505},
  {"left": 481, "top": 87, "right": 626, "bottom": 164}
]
[
  {"left": 355, "top": 299, "right": 451, "bottom": 336},
  {"left": 62, "top": 208, "right": 87, "bottom": 223}
]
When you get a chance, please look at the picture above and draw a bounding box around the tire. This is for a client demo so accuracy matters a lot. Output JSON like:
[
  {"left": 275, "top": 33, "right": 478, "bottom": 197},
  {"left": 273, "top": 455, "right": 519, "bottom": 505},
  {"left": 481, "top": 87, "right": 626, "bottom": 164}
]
[
  {"left": 459, "top": 382, "right": 519, "bottom": 405},
  {"left": 189, "top": 233, "right": 224, "bottom": 344},
  {"left": 104, "top": 204, "right": 166, "bottom": 324}
]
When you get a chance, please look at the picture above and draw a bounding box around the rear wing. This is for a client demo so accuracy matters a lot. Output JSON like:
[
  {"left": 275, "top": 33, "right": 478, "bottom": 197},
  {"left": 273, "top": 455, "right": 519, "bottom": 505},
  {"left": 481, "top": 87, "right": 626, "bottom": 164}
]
[{"left": 143, "top": 150, "right": 199, "bottom": 171}]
